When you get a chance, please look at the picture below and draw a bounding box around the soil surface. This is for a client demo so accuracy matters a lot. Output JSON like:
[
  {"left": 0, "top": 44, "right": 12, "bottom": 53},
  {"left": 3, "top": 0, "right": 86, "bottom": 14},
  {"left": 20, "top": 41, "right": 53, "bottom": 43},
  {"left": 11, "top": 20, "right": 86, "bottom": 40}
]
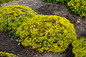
[{"left": 0, "top": 0, "right": 86, "bottom": 57}]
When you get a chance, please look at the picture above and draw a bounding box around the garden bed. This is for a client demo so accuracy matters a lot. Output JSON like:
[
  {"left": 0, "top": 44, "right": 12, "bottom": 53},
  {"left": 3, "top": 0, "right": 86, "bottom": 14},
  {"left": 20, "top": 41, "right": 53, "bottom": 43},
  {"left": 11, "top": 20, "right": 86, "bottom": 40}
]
[{"left": 0, "top": 0, "right": 86, "bottom": 57}]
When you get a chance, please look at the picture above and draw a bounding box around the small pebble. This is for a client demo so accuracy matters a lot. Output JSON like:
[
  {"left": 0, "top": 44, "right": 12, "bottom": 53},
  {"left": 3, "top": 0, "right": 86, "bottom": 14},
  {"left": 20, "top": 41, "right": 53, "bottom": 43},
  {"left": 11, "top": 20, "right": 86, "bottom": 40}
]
[
  {"left": 16, "top": 39, "right": 18, "bottom": 42},
  {"left": 19, "top": 40, "right": 21, "bottom": 42},
  {"left": 18, "top": 43, "right": 20, "bottom": 46},
  {"left": 36, "top": 55, "right": 37, "bottom": 56},
  {"left": 77, "top": 20, "right": 80, "bottom": 23}
]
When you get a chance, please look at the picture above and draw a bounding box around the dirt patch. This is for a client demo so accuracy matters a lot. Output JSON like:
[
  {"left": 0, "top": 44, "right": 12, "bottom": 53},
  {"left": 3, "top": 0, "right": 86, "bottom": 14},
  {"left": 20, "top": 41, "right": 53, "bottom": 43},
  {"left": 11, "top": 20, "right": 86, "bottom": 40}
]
[
  {"left": 0, "top": 0, "right": 86, "bottom": 57},
  {"left": 0, "top": 31, "right": 21, "bottom": 54}
]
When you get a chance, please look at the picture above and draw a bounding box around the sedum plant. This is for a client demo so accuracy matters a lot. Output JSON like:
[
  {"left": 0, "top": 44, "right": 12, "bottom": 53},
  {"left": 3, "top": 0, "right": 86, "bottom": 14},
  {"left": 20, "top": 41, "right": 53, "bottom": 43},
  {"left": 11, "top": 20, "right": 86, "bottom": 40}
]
[
  {"left": 16, "top": 15, "right": 77, "bottom": 53},
  {"left": 0, "top": 5, "right": 38, "bottom": 38},
  {"left": 67, "top": 0, "right": 86, "bottom": 17},
  {"left": 0, "top": 52, "right": 16, "bottom": 57},
  {"left": 43, "top": 0, "right": 70, "bottom": 3},
  {"left": 72, "top": 38, "right": 86, "bottom": 57}
]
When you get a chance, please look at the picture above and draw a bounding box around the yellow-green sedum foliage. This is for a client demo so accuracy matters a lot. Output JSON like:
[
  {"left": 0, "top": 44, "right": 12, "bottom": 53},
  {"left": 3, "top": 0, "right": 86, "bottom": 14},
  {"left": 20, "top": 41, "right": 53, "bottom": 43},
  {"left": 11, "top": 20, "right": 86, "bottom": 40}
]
[
  {"left": 67, "top": 0, "right": 86, "bottom": 17},
  {"left": 0, "top": 5, "right": 38, "bottom": 38},
  {"left": 72, "top": 38, "right": 86, "bottom": 57},
  {"left": 16, "top": 15, "right": 77, "bottom": 53},
  {"left": 0, "top": 52, "right": 16, "bottom": 57}
]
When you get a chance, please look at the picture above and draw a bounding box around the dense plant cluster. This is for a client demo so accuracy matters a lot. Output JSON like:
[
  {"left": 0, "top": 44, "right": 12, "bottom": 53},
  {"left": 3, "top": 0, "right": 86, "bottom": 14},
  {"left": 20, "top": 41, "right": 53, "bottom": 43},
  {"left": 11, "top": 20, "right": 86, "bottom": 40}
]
[
  {"left": 0, "top": 52, "right": 16, "bottom": 57},
  {"left": 0, "top": 0, "right": 12, "bottom": 3},
  {"left": 0, "top": 5, "right": 77, "bottom": 53},
  {"left": 43, "top": 0, "right": 70, "bottom": 3},
  {"left": 72, "top": 38, "right": 86, "bottom": 57},
  {"left": 67, "top": 0, "right": 86, "bottom": 17},
  {"left": 16, "top": 15, "right": 77, "bottom": 53},
  {"left": 0, "top": 5, "right": 38, "bottom": 38}
]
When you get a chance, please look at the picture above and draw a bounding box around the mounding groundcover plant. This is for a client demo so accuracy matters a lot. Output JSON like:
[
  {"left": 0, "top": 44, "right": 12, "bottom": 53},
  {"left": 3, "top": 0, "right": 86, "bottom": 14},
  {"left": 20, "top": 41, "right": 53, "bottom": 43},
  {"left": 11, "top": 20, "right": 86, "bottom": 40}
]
[
  {"left": 43, "top": 0, "right": 70, "bottom": 3},
  {"left": 0, "top": 52, "right": 16, "bottom": 57},
  {"left": 0, "top": 5, "right": 38, "bottom": 38},
  {"left": 67, "top": 0, "right": 86, "bottom": 17},
  {"left": 16, "top": 15, "right": 77, "bottom": 53},
  {"left": 72, "top": 38, "right": 86, "bottom": 57}
]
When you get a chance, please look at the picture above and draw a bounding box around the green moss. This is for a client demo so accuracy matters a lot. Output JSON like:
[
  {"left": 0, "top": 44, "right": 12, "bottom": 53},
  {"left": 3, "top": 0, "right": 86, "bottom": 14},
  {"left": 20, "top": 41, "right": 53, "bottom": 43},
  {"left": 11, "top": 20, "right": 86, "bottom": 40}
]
[
  {"left": 16, "top": 15, "right": 77, "bottom": 53},
  {"left": 0, "top": 5, "right": 38, "bottom": 38},
  {"left": 0, "top": 52, "right": 16, "bottom": 57},
  {"left": 72, "top": 38, "right": 86, "bottom": 57},
  {"left": 67, "top": 0, "right": 86, "bottom": 17}
]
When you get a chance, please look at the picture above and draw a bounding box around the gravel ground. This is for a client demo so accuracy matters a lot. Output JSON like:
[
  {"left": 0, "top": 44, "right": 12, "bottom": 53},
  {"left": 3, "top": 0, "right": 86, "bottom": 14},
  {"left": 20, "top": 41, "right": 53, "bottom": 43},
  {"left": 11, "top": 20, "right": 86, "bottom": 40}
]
[{"left": 0, "top": 0, "right": 86, "bottom": 57}]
